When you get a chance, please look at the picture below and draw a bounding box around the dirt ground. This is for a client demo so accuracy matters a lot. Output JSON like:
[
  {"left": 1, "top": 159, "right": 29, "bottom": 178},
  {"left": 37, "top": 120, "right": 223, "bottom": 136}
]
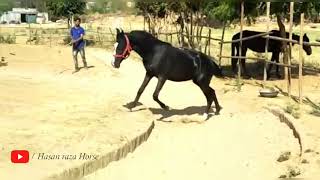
[
  {"left": 1, "top": 44, "right": 320, "bottom": 180},
  {"left": 0, "top": 44, "right": 154, "bottom": 180}
]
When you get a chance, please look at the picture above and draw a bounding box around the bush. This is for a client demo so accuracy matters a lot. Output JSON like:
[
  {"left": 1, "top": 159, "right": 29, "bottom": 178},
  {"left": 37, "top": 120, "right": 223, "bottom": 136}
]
[
  {"left": 0, "top": 35, "right": 16, "bottom": 44},
  {"left": 284, "top": 102, "right": 301, "bottom": 119}
]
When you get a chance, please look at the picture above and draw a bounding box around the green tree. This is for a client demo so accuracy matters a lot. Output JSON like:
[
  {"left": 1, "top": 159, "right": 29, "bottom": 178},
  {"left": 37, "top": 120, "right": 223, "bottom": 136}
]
[
  {"left": 46, "top": 0, "right": 86, "bottom": 27},
  {"left": 0, "top": 0, "right": 14, "bottom": 15},
  {"left": 204, "top": 0, "right": 260, "bottom": 24}
]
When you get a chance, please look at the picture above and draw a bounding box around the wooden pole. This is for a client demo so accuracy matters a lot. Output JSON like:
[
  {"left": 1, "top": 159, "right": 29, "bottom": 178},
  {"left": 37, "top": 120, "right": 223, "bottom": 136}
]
[
  {"left": 218, "top": 22, "right": 226, "bottom": 68},
  {"left": 237, "top": 1, "right": 244, "bottom": 92},
  {"left": 109, "top": 27, "right": 115, "bottom": 41},
  {"left": 288, "top": 2, "right": 294, "bottom": 97},
  {"left": 208, "top": 28, "right": 211, "bottom": 56},
  {"left": 264, "top": 2, "right": 270, "bottom": 85},
  {"left": 299, "top": 13, "right": 304, "bottom": 104},
  {"left": 277, "top": 15, "right": 289, "bottom": 81},
  {"left": 204, "top": 29, "right": 210, "bottom": 54},
  {"left": 277, "top": 15, "right": 289, "bottom": 97},
  {"left": 190, "top": 12, "right": 193, "bottom": 47},
  {"left": 222, "top": 32, "right": 272, "bottom": 44}
]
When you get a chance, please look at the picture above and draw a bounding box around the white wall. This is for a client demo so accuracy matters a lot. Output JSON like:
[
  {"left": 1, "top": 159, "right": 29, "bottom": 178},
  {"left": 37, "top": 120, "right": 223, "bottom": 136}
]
[
  {"left": 37, "top": 12, "right": 49, "bottom": 24},
  {"left": 0, "top": 12, "right": 21, "bottom": 23}
]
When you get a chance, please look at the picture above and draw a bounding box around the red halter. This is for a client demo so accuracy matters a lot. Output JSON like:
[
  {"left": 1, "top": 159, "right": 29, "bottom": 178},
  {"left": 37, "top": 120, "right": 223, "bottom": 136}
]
[{"left": 113, "top": 35, "right": 132, "bottom": 59}]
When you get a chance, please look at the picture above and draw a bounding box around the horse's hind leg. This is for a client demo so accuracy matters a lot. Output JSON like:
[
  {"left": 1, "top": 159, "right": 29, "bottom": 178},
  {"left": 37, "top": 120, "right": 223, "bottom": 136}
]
[
  {"left": 267, "top": 52, "right": 280, "bottom": 79},
  {"left": 275, "top": 53, "right": 281, "bottom": 79},
  {"left": 267, "top": 52, "right": 276, "bottom": 79},
  {"left": 194, "top": 78, "right": 221, "bottom": 120},
  {"left": 240, "top": 48, "right": 250, "bottom": 78},
  {"left": 231, "top": 44, "right": 239, "bottom": 75},
  {"left": 153, "top": 77, "right": 169, "bottom": 110}
]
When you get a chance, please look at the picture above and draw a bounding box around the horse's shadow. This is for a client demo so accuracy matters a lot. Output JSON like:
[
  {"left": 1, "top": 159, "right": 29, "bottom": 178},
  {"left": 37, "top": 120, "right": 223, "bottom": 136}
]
[
  {"left": 148, "top": 106, "right": 201, "bottom": 121},
  {"left": 123, "top": 102, "right": 215, "bottom": 121},
  {"left": 149, "top": 106, "right": 215, "bottom": 121}
]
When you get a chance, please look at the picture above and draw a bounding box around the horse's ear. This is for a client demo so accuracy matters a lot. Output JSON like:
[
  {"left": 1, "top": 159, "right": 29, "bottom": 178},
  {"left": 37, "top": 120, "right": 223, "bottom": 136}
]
[
  {"left": 116, "top": 28, "right": 120, "bottom": 34},
  {"left": 120, "top": 28, "right": 124, "bottom": 34}
]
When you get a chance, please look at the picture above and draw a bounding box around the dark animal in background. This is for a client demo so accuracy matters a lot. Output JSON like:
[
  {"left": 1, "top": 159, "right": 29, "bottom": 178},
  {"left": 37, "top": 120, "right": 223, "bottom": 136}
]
[
  {"left": 112, "top": 29, "right": 223, "bottom": 119},
  {"left": 231, "top": 30, "right": 312, "bottom": 79}
]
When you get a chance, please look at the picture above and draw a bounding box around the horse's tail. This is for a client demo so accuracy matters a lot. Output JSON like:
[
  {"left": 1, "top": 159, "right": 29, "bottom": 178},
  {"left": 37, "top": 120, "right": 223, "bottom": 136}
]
[
  {"left": 211, "top": 59, "right": 223, "bottom": 78},
  {"left": 199, "top": 53, "right": 223, "bottom": 78}
]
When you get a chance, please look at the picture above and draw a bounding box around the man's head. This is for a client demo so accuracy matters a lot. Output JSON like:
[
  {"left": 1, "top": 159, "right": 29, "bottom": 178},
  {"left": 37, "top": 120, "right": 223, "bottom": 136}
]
[{"left": 74, "top": 17, "right": 81, "bottom": 27}]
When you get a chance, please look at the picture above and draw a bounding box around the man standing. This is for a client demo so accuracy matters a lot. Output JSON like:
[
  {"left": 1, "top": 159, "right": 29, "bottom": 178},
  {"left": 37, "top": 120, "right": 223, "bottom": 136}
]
[{"left": 70, "top": 17, "right": 87, "bottom": 72}]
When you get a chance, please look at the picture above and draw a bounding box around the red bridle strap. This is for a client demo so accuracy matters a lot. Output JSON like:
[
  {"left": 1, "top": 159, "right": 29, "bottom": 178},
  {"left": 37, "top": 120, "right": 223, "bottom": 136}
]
[{"left": 113, "top": 35, "right": 132, "bottom": 59}]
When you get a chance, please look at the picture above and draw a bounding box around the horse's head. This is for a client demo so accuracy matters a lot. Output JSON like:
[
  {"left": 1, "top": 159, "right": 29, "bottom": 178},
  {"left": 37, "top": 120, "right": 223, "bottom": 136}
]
[
  {"left": 112, "top": 28, "right": 132, "bottom": 68},
  {"left": 303, "top": 33, "right": 312, "bottom": 55}
]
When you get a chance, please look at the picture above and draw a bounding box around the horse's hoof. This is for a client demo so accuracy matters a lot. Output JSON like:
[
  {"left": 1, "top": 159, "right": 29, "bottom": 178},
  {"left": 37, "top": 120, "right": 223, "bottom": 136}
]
[
  {"left": 215, "top": 108, "right": 221, "bottom": 115},
  {"left": 267, "top": 74, "right": 272, "bottom": 80},
  {"left": 203, "top": 113, "right": 209, "bottom": 120},
  {"left": 163, "top": 106, "right": 171, "bottom": 111},
  {"left": 125, "top": 101, "right": 138, "bottom": 110}
]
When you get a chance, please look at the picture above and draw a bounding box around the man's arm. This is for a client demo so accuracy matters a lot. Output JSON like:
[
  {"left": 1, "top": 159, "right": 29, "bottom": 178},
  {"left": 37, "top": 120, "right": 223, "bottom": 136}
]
[
  {"left": 70, "top": 34, "right": 84, "bottom": 44},
  {"left": 69, "top": 28, "right": 85, "bottom": 45}
]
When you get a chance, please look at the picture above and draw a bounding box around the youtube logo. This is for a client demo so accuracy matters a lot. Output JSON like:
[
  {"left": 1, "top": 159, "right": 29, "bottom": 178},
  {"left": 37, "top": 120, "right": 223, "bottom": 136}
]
[{"left": 11, "top": 150, "right": 29, "bottom": 163}]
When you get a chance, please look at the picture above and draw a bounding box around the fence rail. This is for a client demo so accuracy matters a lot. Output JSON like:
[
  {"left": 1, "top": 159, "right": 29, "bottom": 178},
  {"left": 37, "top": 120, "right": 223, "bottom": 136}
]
[{"left": 220, "top": 32, "right": 272, "bottom": 44}]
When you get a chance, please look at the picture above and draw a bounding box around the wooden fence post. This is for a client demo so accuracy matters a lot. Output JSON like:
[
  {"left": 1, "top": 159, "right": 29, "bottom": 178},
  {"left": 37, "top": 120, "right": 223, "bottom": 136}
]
[
  {"left": 263, "top": 2, "right": 270, "bottom": 86},
  {"left": 288, "top": 2, "right": 294, "bottom": 97},
  {"left": 143, "top": 16, "right": 146, "bottom": 31},
  {"left": 204, "top": 29, "right": 209, "bottom": 54},
  {"left": 237, "top": 1, "right": 244, "bottom": 92},
  {"left": 109, "top": 28, "right": 115, "bottom": 41},
  {"left": 218, "top": 22, "right": 226, "bottom": 67},
  {"left": 277, "top": 15, "right": 290, "bottom": 96},
  {"left": 208, "top": 28, "right": 211, "bottom": 56},
  {"left": 299, "top": 13, "right": 304, "bottom": 104}
]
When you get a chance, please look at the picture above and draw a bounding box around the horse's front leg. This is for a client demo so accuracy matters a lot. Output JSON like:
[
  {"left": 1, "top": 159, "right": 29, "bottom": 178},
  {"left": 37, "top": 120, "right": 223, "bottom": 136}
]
[
  {"left": 153, "top": 76, "right": 169, "bottom": 110},
  {"left": 128, "top": 73, "right": 153, "bottom": 110}
]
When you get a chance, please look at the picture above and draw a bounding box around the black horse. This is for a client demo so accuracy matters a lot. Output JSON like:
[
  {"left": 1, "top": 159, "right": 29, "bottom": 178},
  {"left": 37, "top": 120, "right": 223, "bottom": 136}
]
[
  {"left": 112, "top": 29, "right": 222, "bottom": 119},
  {"left": 231, "top": 30, "right": 312, "bottom": 79}
]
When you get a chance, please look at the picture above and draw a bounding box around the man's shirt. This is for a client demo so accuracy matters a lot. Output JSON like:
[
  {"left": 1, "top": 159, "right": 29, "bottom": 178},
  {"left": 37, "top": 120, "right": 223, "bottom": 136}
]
[{"left": 71, "top": 26, "right": 85, "bottom": 50}]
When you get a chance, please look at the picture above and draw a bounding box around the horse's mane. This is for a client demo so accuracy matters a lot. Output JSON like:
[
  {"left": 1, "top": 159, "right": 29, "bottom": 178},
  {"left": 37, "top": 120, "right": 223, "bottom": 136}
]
[
  {"left": 129, "top": 30, "right": 171, "bottom": 46},
  {"left": 270, "top": 30, "right": 303, "bottom": 41}
]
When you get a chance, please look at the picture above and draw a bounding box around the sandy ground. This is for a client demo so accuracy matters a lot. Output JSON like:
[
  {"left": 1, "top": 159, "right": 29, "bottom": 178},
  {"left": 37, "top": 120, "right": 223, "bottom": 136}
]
[
  {"left": 0, "top": 44, "right": 154, "bottom": 180},
  {"left": 0, "top": 44, "right": 320, "bottom": 180}
]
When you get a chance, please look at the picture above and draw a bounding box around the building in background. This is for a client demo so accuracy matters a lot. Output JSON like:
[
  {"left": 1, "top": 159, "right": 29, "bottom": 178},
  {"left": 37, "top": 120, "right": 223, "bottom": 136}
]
[
  {"left": 0, "top": 8, "right": 49, "bottom": 24},
  {"left": 86, "top": 0, "right": 97, "bottom": 10}
]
